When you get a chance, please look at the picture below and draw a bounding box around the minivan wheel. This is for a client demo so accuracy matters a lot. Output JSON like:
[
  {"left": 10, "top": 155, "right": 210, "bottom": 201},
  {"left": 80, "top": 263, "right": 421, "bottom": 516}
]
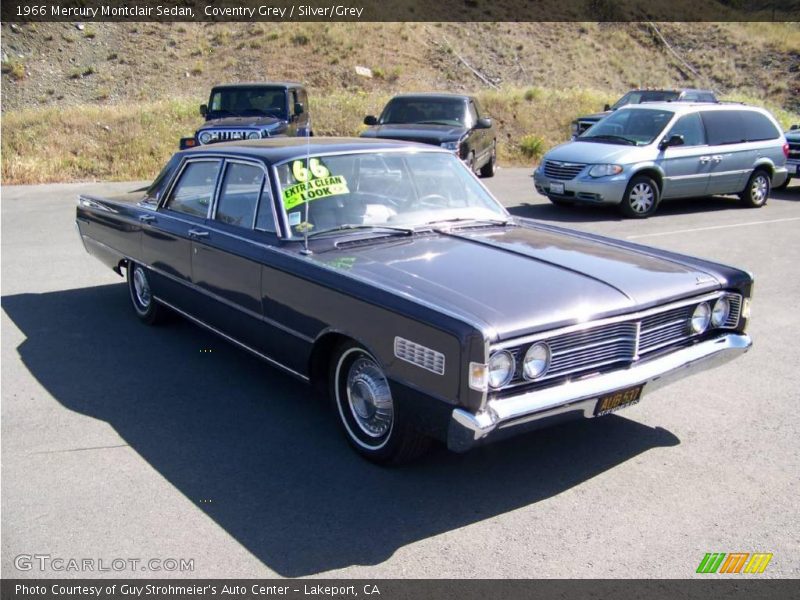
[
  {"left": 740, "top": 170, "right": 771, "bottom": 207},
  {"left": 620, "top": 175, "right": 660, "bottom": 218},
  {"left": 330, "top": 341, "right": 430, "bottom": 465},
  {"left": 127, "top": 262, "right": 167, "bottom": 325}
]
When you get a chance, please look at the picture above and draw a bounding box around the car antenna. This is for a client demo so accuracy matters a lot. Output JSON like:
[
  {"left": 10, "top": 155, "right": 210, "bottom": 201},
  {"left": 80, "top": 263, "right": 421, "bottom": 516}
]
[{"left": 301, "top": 116, "right": 312, "bottom": 256}]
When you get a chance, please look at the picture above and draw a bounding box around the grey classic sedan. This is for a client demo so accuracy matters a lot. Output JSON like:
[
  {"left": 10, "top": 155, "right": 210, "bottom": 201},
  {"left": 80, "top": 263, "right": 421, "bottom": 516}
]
[{"left": 76, "top": 137, "right": 753, "bottom": 464}]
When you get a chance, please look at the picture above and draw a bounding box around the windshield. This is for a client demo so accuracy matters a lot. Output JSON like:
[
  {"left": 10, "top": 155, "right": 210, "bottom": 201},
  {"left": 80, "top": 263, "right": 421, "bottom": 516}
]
[
  {"left": 207, "top": 87, "right": 287, "bottom": 119},
  {"left": 275, "top": 151, "right": 507, "bottom": 238},
  {"left": 578, "top": 108, "right": 675, "bottom": 145},
  {"left": 379, "top": 98, "right": 468, "bottom": 126},
  {"left": 611, "top": 91, "right": 680, "bottom": 110}
]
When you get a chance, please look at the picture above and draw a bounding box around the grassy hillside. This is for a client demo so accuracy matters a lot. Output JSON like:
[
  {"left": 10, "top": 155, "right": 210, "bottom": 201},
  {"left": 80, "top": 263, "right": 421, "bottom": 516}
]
[{"left": 2, "top": 22, "right": 799, "bottom": 183}]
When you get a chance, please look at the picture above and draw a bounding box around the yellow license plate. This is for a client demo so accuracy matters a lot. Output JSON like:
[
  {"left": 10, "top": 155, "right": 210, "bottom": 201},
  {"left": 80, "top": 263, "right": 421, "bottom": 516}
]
[{"left": 594, "top": 385, "right": 644, "bottom": 416}]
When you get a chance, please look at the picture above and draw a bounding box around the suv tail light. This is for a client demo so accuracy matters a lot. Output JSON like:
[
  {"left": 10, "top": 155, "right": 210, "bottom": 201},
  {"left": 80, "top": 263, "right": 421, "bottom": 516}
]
[{"left": 784, "top": 142, "right": 790, "bottom": 159}]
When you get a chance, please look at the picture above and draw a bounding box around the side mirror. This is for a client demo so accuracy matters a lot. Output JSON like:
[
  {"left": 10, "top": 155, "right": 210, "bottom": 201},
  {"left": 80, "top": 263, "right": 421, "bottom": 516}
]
[
  {"left": 476, "top": 117, "right": 493, "bottom": 129},
  {"left": 603, "top": 104, "right": 611, "bottom": 112},
  {"left": 294, "top": 102, "right": 304, "bottom": 116},
  {"left": 364, "top": 115, "right": 378, "bottom": 126},
  {"left": 199, "top": 104, "right": 208, "bottom": 117},
  {"left": 659, "top": 134, "right": 685, "bottom": 150}
]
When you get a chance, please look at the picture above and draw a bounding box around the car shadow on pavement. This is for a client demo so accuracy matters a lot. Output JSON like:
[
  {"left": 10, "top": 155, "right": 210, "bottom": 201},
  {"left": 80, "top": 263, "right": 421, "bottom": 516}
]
[
  {"left": 2, "top": 284, "right": 681, "bottom": 577},
  {"left": 508, "top": 193, "right": 788, "bottom": 223}
]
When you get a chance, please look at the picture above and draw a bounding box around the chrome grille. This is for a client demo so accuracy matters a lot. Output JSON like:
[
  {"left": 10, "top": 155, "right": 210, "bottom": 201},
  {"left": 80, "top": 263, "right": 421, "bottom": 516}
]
[
  {"left": 199, "top": 129, "right": 257, "bottom": 144},
  {"left": 543, "top": 160, "right": 586, "bottom": 180},
  {"left": 394, "top": 337, "right": 445, "bottom": 375},
  {"left": 497, "top": 292, "right": 743, "bottom": 391}
]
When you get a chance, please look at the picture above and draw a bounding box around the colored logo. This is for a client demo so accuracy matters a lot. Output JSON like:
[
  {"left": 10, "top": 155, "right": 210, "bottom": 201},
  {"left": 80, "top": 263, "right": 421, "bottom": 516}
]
[{"left": 696, "top": 552, "right": 772, "bottom": 574}]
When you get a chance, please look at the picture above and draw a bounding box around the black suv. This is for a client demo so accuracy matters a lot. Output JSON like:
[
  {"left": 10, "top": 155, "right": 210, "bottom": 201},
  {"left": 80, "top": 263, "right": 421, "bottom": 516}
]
[
  {"left": 572, "top": 88, "right": 718, "bottom": 138},
  {"left": 180, "top": 82, "right": 312, "bottom": 149},
  {"left": 361, "top": 93, "right": 497, "bottom": 177}
]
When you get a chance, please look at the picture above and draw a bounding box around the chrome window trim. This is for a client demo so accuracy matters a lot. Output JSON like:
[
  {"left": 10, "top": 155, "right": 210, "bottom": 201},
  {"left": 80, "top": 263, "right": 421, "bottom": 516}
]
[
  {"left": 491, "top": 291, "right": 736, "bottom": 351},
  {"left": 212, "top": 158, "right": 277, "bottom": 232}
]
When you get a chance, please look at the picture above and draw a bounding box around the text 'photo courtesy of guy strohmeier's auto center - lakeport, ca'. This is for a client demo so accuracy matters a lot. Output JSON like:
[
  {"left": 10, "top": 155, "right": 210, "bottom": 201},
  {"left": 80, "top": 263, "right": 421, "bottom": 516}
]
[{"left": 1, "top": 0, "right": 800, "bottom": 598}]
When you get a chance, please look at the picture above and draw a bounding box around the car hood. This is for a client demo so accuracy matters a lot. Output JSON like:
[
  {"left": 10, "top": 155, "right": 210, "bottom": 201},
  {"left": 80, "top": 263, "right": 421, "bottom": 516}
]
[
  {"left": 544, "top": 140, "right": 643, "bottom": 165},
  {"left": 200, "top": 116, "right": 285, "bottom": 129},
  {"left": 578, "top": 111, "right": 611, "bottom": 122},
  {"left": 361, "top": 124, "right": 468, "bottom": 143},
  {"left": 312, "top": 223, "right": 724, "bottom": 341}
]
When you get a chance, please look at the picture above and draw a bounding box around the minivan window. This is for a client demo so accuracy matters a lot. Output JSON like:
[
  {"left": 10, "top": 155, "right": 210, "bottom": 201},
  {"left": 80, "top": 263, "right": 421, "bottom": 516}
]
[
  {"left": 701, "top": 111, "right": 746, "bottom": 145},
  {"left": 580, "top": 108, "right": 674, "bottom": 145},
  {"left": 665, "top": 112, "right": 706, "bottom": 147},
  {"left": 741, "top": 111, "right": 780, "bottom": 142}
]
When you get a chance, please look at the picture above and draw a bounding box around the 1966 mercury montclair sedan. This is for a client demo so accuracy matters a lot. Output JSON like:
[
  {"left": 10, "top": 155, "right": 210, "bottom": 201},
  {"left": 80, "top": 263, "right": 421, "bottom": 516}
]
[{"left": 76, "top": 138, "right": 753, "bottom": 464}]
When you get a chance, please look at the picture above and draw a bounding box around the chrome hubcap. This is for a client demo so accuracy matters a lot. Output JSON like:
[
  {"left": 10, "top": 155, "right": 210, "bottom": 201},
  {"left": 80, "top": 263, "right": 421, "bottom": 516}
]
[
  {"left": 629, "top": 183, "right": 655, "bottom": 213},
  {"left": 751, "top": 175, "right": 768, "bottom": 204},
  {"left": 132, "top": 267, "right": 151, "bottom": 308},
  {"left": 346, "top": 356, "right": 394, "bottom": 438}
]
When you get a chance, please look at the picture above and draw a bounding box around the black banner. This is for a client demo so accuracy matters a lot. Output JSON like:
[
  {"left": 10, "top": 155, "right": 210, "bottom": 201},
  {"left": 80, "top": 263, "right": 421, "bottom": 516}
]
[
  {"left": 2, "top": 0, "right": 800, "bottom": 22},
  {"left": 2, "top": 580, "right": 800, "bottom": 600}
]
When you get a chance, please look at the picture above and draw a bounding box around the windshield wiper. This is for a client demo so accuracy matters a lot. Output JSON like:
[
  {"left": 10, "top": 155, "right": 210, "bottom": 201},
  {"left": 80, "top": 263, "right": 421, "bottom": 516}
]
[
  {"left": 307, "top": 224, "right": 416, "bottom": 239},
  {"left": 422, "top": 217, "right": 511, "bottom": 229},
  {"left": 580, "top": 134, "right": 638, "bottom": 145}
]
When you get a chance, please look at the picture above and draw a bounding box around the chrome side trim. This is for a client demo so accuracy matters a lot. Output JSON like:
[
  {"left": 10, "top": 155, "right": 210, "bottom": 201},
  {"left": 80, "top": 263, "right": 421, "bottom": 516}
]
[
  {"left": 447, "top": 332, "right": 752, "bottom": 452},
  {"left": 153, "top": 296, "right": 310, "bottom": 382}
]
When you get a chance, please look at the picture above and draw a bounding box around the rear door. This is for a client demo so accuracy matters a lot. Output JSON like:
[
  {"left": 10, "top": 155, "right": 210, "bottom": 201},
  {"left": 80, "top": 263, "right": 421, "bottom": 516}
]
[
  {"left": 659, "top": 111, "right": 712, "bottom": 199},
  {"left": 701, "top": 110, "right": 751, "bottom": 195},
  {"left": 142, "top": 158, "right": 222, "bottom": 307}
]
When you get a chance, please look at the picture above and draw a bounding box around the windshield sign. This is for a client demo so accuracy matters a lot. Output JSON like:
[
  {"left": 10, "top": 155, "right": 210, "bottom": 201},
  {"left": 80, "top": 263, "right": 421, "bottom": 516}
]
[
  {"left": 579, "top": 108, "right": 675, "bottom": 146},
  {"left": 276, "top": 151, "right": 507, "bottom": 237}
]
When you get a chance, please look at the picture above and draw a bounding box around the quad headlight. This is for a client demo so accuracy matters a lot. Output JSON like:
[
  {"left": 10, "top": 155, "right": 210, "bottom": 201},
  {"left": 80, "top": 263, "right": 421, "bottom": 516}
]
[
  {"left": 488, "top": 351, "right": 515, "bottom": 389},
  {"left": 523, "top": 342, "right": 551, "bottom": 380},
  {"left": 690, "top": 302, "right": 711, "bottom": 334},
  {"left": 711, "top": 297, "right": 730, "bottom": 327}
]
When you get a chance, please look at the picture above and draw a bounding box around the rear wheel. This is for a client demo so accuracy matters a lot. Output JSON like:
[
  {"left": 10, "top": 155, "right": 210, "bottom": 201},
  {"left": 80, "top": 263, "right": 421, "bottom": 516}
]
[
  {"left": 330, "top": 341, "right": 430, "bottom": 464},
  {"left": 479, "top": 142, "right": 497, "bottom": 178},
  {"left": 740, "top": 170, "right": 771, "bottom": 207},
  {"left": 127, "top": 262, "right": 167, "bottom": 325},
  {"left": 620, "top": 175, "right": 660, "bottom": 218}
]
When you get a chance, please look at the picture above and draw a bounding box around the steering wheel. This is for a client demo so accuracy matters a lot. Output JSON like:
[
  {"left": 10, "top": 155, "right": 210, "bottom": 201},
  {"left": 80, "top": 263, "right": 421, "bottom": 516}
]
[{"left": 413, "top": 193, "right": 451, "bottom": 209}]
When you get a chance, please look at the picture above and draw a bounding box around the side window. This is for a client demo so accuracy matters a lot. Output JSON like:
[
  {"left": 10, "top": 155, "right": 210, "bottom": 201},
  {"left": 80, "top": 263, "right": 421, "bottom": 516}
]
[
  {"left": 215, "top": 162, "right": 264, "bottom": 228},
  {"left": 666, "top": 112, "right": 706, "bottom": 146},
  {"left": 701, "top": 111, "right": 746, "bottom": 145},
  {"left": 255, "top": 180, "right": 277, "bottom": 233},
  {"left": 165, "top": 160, "right": 221, "bottom": 218},
  {"left": 289, "top": 90, "right": 299, "bottom": 116},
  {"left": 742, "top": 111, "right": 780, "bottom": 142}
]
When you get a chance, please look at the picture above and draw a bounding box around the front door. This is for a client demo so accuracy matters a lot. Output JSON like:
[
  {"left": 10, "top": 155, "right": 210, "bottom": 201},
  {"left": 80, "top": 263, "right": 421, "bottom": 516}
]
[{"left": 659, "top": 112, "right": 712, "bottom": 199}]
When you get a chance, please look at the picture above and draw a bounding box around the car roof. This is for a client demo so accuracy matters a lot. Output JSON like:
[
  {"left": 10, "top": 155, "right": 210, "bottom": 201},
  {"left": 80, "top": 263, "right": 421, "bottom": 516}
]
[
  {"left": 210, "top": 82, "right": 304, "bottom": 90},
  {"left": 388, "top": 93, "right": 472, "bottom": 101},
  {"left": 179, "top": 136, "right": 449, "bottom": 164},
  {"left": 620, "top": 102, "right": 766, "bottom": 115}
]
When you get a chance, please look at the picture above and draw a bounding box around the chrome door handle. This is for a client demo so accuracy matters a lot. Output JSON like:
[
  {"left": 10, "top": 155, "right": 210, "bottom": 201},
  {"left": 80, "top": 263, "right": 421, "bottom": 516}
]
[
  {"left": 699, "top": 156, "right": 710, "bottom": 164},
  {"left": 712, "top": 155, "right": 723, "bottom": 163},
  {"left": 139, "top": 214, "right": 156, "bottom": 223},
  {"left": 188, "top": 229, "right": 209, "bottom": 239}
]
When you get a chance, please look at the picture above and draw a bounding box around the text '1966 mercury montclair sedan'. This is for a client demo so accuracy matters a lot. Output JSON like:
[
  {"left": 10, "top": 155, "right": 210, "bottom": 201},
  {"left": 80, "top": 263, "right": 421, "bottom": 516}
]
[{"left": 76, "top": 137, "right": 753, "bottom": 464}]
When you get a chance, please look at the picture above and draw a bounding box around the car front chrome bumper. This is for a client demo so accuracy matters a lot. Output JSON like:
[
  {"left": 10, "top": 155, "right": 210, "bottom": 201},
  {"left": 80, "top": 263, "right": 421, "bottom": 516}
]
[{"left": 447, "top": 333, "right": 752, "bottom": 452}]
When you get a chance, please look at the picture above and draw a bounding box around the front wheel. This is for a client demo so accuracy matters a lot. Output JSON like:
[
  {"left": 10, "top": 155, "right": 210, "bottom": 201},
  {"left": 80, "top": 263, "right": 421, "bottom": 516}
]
[
  {"left": 127, "top": 262, "right": 167, "bottom": 325},
  {"left": 620, "top": 175, "right": 660, "bottom": 218},
  {"left": 479, "top": 142, "right": 497, "bottom": 178},
  {"left": 740, "top": 170, "right": 771, "bottom": 207},
  {"left": 330, "top": 341, "right": 430, "bottom": 464}
]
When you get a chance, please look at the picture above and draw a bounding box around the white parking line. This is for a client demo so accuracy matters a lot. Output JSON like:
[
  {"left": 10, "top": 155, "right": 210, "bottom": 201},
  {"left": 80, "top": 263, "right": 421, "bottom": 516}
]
[{"left": 627, "top": 217, "right": 800, "bottom": 240}]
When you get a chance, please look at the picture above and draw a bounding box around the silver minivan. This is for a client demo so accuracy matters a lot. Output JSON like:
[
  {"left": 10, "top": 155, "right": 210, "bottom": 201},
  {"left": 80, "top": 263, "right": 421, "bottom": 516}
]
[{"left": 534, "top": 103, "right": 790, "bottom": 218}]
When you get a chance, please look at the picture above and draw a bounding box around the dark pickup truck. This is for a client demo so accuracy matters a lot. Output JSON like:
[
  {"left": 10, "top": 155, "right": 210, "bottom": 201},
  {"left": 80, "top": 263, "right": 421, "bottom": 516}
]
[
  {"left": 572, "top": 88, "right": 718, "bottom": 138},
  {"left": 179, "top": 82, "right": 312, "bottom": 149},
  {"left": 361, "top": 93, "right": 497, "bottom": 177}
]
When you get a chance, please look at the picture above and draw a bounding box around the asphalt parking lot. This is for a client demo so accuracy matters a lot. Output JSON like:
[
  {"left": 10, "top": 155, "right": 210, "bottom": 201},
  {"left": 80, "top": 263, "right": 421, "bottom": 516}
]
[{"left": 2, "top": 170, "right": 799, "bottom": 579}]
